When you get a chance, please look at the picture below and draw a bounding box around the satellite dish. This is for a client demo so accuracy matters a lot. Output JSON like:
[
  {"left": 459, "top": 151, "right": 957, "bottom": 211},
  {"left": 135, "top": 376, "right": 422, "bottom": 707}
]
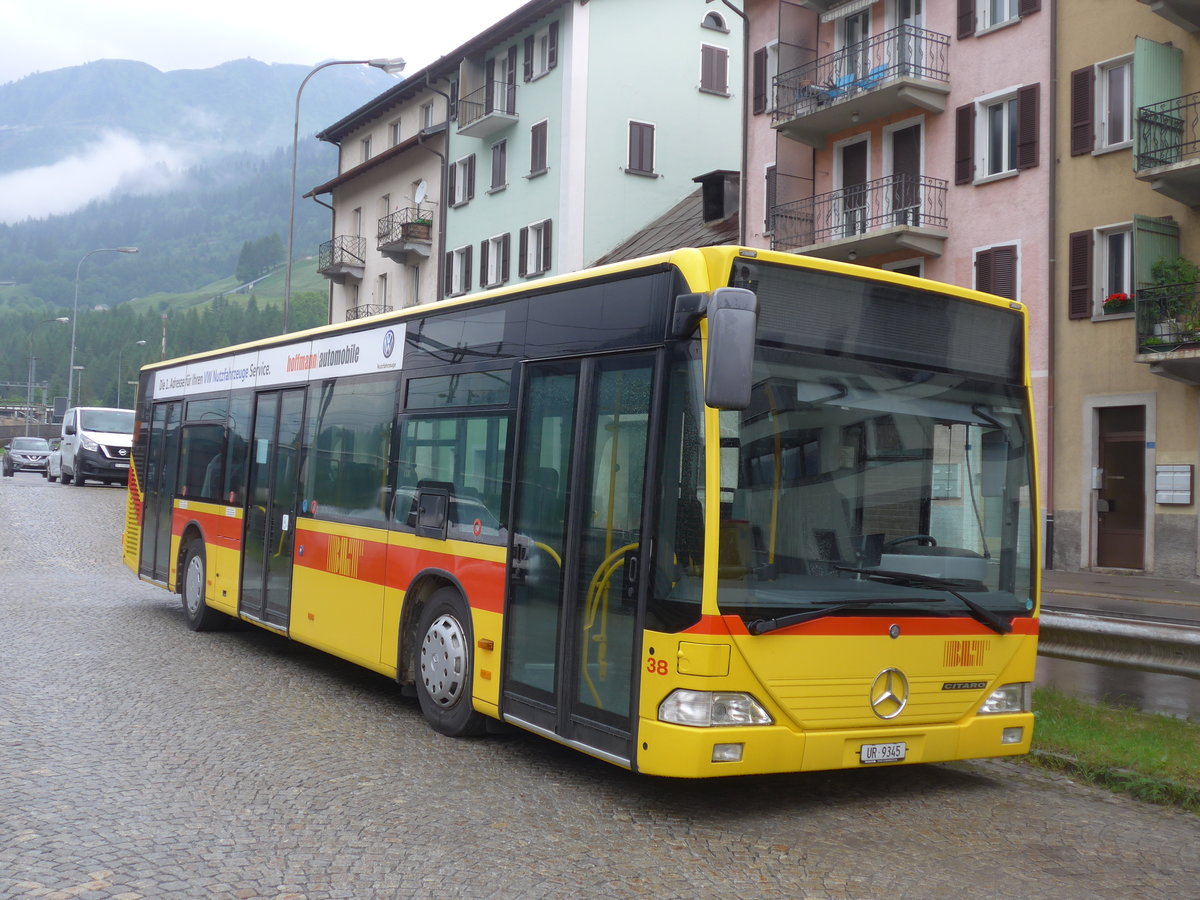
[{"left": 414, "top": 180, "right": 427, "bottom": 205}]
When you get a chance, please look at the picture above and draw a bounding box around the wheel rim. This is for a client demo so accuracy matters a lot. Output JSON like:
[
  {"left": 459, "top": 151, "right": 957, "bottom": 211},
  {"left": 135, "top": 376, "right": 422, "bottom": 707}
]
[
  {"left": 420, "top": 613, "right": 468, "bottom": 708},
  {"left": 184, "top": 554, "right": 204, "bottom": 616}
]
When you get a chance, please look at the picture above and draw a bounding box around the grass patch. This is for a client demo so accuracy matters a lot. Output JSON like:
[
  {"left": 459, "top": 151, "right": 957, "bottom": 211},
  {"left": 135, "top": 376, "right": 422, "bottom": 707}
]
[{"left": 1030, "top": 686, "right": 1200, "bottom": 811}]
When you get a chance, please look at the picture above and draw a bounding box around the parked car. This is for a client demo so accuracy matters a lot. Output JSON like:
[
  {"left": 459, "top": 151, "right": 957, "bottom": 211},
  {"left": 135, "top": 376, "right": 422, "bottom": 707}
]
[
  {"left": 2, "top": 436, "right": 52, "bottom": 477},
  {"left": 58, "top": 406, "right": 135, "bottom": 487},
  {"left": 45, "top": 447, "right": 62, "bottom": 482}
]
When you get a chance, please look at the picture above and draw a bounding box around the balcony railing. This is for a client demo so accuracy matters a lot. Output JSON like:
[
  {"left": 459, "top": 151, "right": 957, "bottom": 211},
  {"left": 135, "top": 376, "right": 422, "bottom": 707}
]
[
  {"left": 346, "top": 303, "right": 395, "bottom": 321},
  {"left": 1136, "top": 91, "right": 1200, "bottom": 172},
  {"left": 1136, "top": 282, "right": 1200, "bottom": 351},
  {"left": 773, "top": 25, "right": 949, "bottom": 126},
  {"left": 457, "top": 81, "right": 518, "bottom": 138},
  {"left": 318, "top": 235, "right": 367, "bottom": 281},
  {"left": 377, "top": 206, "right": 434, "bottom": 245},
  {"left": 770, "top": 174, "right": 948, "bottom": 252}
]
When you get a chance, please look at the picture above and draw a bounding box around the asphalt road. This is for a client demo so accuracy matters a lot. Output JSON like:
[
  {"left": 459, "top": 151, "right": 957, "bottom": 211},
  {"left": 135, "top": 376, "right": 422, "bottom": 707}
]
[{"left": 1, "top": 474, "right": 1197, "bottom": 899}]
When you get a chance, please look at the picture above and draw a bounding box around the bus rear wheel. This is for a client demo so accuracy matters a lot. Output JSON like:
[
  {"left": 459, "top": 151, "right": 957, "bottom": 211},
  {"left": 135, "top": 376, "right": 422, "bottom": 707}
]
[
  {"left": 415, "top": 587, "right": 487, "bottom": 737},
  {"left": 181, "top": 540, "right": 226, "bottom": 632}
]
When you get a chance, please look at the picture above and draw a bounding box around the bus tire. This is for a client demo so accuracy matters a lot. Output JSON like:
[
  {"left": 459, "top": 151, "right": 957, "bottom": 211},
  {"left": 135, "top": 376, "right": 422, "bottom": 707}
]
[
  {"left": 415, "top": 587, "right": 487, "bottom": 737},
  {"left": 181, "top": 540, "right": 225, "bottom": 632}
]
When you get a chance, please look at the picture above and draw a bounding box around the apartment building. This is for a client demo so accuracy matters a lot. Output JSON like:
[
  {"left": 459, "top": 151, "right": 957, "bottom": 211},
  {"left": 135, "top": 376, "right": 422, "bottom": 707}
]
[
  {"left": 1052, "top": 0, "right": 1200, "bottom": 576},
  {"left": 308, "top": 0, "right": 742, "bottom": 316}
]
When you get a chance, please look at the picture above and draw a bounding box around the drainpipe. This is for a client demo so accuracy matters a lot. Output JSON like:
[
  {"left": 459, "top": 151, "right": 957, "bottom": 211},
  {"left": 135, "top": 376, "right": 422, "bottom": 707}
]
[
  {"left": 423, "top": 72, "right": 453, "bottom": 303},
  {"left": 716, "top": 0, "right": 749, "bottom": 244},
  {"left": 310, "top": 195, "right": 335, "bottom": 323},
  {"left": 1045, "top": 0, "right": 1058, "bottom": 570}
]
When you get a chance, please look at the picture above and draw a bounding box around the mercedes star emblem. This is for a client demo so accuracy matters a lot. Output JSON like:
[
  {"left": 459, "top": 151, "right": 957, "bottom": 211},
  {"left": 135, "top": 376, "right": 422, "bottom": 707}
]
[{"left": 870, "top": 667, "right": 909, "bottom": 720}]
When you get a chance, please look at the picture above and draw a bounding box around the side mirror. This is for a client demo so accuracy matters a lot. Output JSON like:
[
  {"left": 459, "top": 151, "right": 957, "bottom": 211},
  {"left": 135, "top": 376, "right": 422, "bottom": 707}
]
[
  {"left": 64, "top": 424, "right": 76, "bottom": 435},
  {"left": 704, "top": 287, "right": 758, "bottom": 410}
]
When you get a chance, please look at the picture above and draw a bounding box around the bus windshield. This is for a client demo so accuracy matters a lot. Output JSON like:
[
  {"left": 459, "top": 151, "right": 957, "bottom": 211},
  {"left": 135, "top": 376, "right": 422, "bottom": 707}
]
[{"left": 654, "top": 264, "right": 1036, "bottom": 632}]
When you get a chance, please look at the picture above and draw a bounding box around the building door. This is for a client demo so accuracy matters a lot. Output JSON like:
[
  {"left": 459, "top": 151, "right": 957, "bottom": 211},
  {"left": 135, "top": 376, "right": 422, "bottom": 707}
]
[
  {"left": 890, "top": 123, "right": 921, "bottom": 225},
  {"left": 839, "top": 139, "right": 868, "bottom": 237},
  {"left": 239, "top": 388, "right": 306, "bottom": 628},
  {"left": 895, "top": 0, "right": 923, "bottom": 74},
  {"left": 1096, "top": 405, "right": 1145, "bottom": 569},
  {"left": 503, "top": 354, "right": 657, "bottom": 764}
]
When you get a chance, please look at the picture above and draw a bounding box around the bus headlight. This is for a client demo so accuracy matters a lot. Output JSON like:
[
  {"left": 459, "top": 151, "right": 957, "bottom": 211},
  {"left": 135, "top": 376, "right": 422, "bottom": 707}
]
[
  {"left": 978, "top": 683, "right": 1032, "bottom": 715},
  {"left": 658, "top": 690, "right": 773, "bottom": 727}
]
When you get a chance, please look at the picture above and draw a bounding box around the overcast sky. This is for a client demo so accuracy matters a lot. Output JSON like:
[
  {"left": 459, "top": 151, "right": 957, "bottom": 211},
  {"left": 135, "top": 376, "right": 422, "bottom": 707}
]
[{"left": 0, "top": 0, "right": 529, "bottom": 85}]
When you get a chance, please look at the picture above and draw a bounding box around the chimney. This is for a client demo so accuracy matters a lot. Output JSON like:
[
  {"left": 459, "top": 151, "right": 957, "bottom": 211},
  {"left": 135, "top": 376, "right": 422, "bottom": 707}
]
[{"left": 694, "top": 170, "right": 740, "bottom": 223}]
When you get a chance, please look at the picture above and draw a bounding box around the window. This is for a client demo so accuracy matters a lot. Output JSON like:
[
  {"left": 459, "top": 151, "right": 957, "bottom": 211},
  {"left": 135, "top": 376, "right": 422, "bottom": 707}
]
[
  {"left": 519, "top": 220, "right": 552, "bottom": 277},
  {"left": 975, "top": 243, "right": 1018, "bottom": 300},
  {"left": 360, "top": 136, "right": 372, "bottom": 164},
  {"left": 389, "top": 119, "right": 402, "bottom": 147},
  {"left": 530, "top": 120, "right": 548, "bottom": 176},
  {"left": 1068, "top": 223, "right": 1139, "bottom": 319},
  {"left": 1100, "top": 225, "right": 1133, "bottom": 312},
  {"left": 377, "top": 273, "right": 388, "bottom": 308},
  {"left": 702, "top": 11, "right": 728, "bottom": 31},
  {"left": 379, "top": 193, "right": 390, "bottom": 220},
  {"left": 700, "top": 44, "right": 729, "bottom": 95},
  {"left": 490, "top": 139, "right": 507, "bottom": 191},
  {"left": 446, "top": 245, "right": 473, "bottom": 296},
  {"left": 421, "top": 102, "right": 435, "bottom": 129},
  {"left": 958, "top": 0, "right": 1040, "bottom": 38},
  {"left": 1100, "top": 59, "right": 1133, "bottom": 149},
  {"left": 752, "top": 42, "right": 780, "bottom": 115},
  {"left": 956, "top": 85, "right": 1039, "bottom": 183},
  {"left": 979, "top": 0, "right": 1018, "bottom": 30},
  {"left": 481, "top": 233, "right": 511, "bottom": 288},
  {"left": 628, "top": 121, "right": 655, "bottom": 175},
  {"left": 301, "top": 377, "right": 398, "bottom": 524},
  {"left": 450, "top": 154, "right": 476, "bottom": 206},
  {"left": 524, "top": 23, "right": 559, "bottom": 81}
]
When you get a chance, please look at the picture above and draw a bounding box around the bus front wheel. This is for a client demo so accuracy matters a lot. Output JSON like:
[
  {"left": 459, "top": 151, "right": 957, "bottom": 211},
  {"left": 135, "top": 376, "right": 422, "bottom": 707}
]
[
  {"left": 415, "top": 587, "right": 487, "bottom": 737},
  {"left": 181, "top": 540, "right": 226, "bottom": 632}
]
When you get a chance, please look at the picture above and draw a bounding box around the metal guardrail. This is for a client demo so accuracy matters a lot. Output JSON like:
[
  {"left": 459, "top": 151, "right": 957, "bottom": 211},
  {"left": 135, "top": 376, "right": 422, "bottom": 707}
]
[
  {"left": 1135, "top": 90, "right": 1200, "bottom": 173},
  {"left": 1039, "top": 608, "right": 1200, "bottom": 679}
]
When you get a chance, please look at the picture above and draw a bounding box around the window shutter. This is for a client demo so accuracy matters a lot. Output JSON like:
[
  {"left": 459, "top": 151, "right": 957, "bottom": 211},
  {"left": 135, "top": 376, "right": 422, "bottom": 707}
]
[
  {"left": 524, "top": 36, "right": 534, "bottom": 81},
  {"left": 1016, "top": 83, "right": 1040, "bottom": 170},
  {"left": 518, "top": 227, "right": 529, "bottom": 277},
  {"left": 485, "top": 58, "right": 496, "bottom": 114},
  {"left": 753, "top": 48, "right": 767, "bottom": 114},
  {"left": 548, "top": 22, "right": 558, "bottom": 71},
  {"left": 501, "top": 233, "right": 511, "bottom": 282},
  {"left": 957, "top": 0, "right": 975, "bottom": 38},
  {"left": 480, "top": 240, "right": 489, "bottom": 287},
  {"left": 464, "top": 246, "right": 473, "bottom": 293},
  {"left": 1018, "top": 0, "right": 1040, "bottom": 15},
  {"left": 955, "top": 104, "right": 974, "bottom": 184},
  {"left": 1133, "top": 214, "right": 1180, "bottom": 289},
  {"left": 449, "top": 81, "right": 458, "bottom": 121},
  {"left": 445, "top": 252, "right": 455, "bottom": 294},
  {"left": 976, "top": 248, "right": 994, "bottom": 294},
  {"left": 1068, "top": 230, "right": 1094, "bottom": 319},
  {"left": 1070, "top": 67, "right": 1094, "bottom": 156},
  {"left": 467, "top": 154, "right": 476, "bottom": 201},
  {"left": 448, "top": 162, "right": 457, "bottom": 204},
  {"left": 542, "top": 220, "right": 553, "bottom": 272},
  {"left": 701, "top": 46, "right": 728, "bottom": 93},
  {"left": 991, "top": 245, "right": 1017, "bottom": 300},
  {"left": 765, "top": 164, "right": 777, "bottom": 232}
]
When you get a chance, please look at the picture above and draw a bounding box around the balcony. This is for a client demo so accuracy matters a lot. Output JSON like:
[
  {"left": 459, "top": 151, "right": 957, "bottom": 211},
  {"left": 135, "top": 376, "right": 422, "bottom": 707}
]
[
  {"left": 346, "top": 303, "right": 395, "bottom": 321},
  {"left": 773, "top": 26, "right": 950, "bottom": 148},
  {"left": 770, "top": 174, "right": 948, "bottom": 261},
  {"left": 1136, "top": 282, "right": 1200, "bottom": 383},
  {"left": 377, "top": 207, "right": 433, "bottom": 263},
  {"left": 1135, "top": 91, "right": 1200, "bottom": 207},
  {"left": 1138, "top": 0, "right": 1200, "bottom": 31},
  {"left": 317, "top": 235, "right": 367, "bottom": 284},
  {"left": 457, "top": 81, "right": 517, "bottom": 139}
]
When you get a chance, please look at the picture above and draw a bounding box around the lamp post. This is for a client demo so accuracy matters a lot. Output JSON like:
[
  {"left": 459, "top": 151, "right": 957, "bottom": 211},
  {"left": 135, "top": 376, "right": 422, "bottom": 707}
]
[
  {"left": 67, "top": 247, "right": 138, "bottom": 409},
  {"left": 283, "top": 57, "right": 405, "bottom": 334},
  {"left": 71, "top": 365, "right": 85, "bottom": 408},
  {"left": 26, "top": 316, "right": 69, "bottom": 435},
  {"left": 117, "top": 339, "right": 147, "bottom": 407}
]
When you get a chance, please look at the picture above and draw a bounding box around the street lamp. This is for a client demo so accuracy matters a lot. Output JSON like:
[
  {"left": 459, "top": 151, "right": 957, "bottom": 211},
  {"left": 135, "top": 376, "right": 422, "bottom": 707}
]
[
  {"left": 71, "top": 365, "right": 85, "bottom": 408},
  {"left": 283, "top": 57, "right": 405, "bottom": 334},
  {"left": 68, "top": 247, "right": 138, "bottom": 408},
  {"left": 117, "top": 339, "right": 147, "bottom": 407},
  {"left": 25, "top": 317, "right": 69, "bottom": 435}
]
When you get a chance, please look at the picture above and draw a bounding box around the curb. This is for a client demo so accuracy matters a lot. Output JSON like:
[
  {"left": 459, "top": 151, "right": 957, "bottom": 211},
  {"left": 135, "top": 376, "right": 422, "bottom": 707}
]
[{"left": 1026, "top": 749, "right": 1200, "bottom": 813}]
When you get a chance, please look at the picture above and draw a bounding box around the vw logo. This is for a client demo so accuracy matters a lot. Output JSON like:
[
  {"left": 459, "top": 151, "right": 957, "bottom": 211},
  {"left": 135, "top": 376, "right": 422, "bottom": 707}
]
[
  {"left": 382, "top": 329, "right": 396, "bottom": 359},
  {"left": 870, "top": 668, "right": 909, "bottom": 720}
]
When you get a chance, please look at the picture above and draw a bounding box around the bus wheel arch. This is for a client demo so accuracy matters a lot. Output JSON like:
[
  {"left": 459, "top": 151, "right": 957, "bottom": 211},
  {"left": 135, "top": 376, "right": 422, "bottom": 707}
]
[
  {"left": 409, "top": 583, "right": 487, "bottom": 737},
  {"left": 180, "top": 531, "right": 225, "bottom": 632}
]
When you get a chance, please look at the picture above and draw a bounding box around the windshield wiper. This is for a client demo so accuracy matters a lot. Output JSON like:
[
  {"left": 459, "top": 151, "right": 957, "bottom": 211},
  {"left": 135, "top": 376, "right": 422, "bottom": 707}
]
[
  {"left": 833, "top": 566, "right": 1013, "bottom": 635},
  {"left": 747, "top": 596, "right": 947, "bottom": 635}
]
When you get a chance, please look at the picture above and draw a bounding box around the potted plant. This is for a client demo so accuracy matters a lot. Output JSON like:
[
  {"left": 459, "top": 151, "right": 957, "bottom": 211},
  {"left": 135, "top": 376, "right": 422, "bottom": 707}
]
[
  {"left": 1102, "top": 292, "right": 1132, "bottom": 315},
  {"left": 1149, "top": 255, "right": 1200, "bottom": 323}
]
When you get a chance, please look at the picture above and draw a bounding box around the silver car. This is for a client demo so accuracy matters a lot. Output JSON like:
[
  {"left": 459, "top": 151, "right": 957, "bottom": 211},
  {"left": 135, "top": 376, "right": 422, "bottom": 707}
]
[{"left": 2, "top": 436, "right": 52, "bottom": 476}]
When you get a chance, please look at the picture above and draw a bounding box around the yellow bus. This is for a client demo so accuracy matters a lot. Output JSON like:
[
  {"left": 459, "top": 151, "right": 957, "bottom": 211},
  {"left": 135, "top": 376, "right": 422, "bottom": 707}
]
[{"left": 123, "top": 246, "right": 1039, "bottom": 777}]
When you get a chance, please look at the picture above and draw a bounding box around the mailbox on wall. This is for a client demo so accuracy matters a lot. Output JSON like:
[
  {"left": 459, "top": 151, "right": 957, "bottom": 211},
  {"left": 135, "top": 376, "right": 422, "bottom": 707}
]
[{"left": 1155, "top": 465, "right": 1193, "bottom": 505}]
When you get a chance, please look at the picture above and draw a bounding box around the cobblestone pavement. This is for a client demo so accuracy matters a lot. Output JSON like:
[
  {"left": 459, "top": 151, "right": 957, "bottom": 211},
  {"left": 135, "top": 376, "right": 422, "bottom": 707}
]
[{"left": 2, "top": 476, "right": 1198, "bottom": 900}]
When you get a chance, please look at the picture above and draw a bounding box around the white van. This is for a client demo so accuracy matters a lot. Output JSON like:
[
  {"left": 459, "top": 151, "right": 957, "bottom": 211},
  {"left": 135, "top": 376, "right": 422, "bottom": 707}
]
[{"left": 59, "top": 406, "right": 135, "bottom": 486}]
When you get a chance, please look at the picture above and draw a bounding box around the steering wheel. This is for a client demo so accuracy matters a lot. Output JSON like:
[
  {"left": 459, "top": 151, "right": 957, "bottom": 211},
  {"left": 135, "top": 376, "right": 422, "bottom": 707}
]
[{"left": 883, "top": 534, "right": 937, "bottom": 549}]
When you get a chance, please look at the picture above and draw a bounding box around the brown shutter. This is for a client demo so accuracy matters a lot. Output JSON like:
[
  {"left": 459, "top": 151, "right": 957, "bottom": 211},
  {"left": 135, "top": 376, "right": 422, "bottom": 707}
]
[
  {"left": 1018, "top": 0, "right": 1041, "bottom": 15},
  {"left": 501, "top": 233, "right": 511, "bottom": 282},
  {"left": 445, "top": 251, "right": 454, "bottom": 294},
  {"left": 518, "top": 227, "right": 529, "bottom": 277},
  {"left": 753, "top": 48, "right": 767, "bottom": 115},
  {"left": 466, "top": 154, "right": 476, "bottom": 201},
  {"left": 449, "top": 81, "right": 458, "bottom": 121},
  {"left": 448, "top": 162, "right": 457, "bottom": 205},
  {"left": 480, "top": 240, "right": 489, "bottom": 287},
  {"left": 548, "top": 22, "right": 558, "bottom": 70},
  {"left": 955, "top": 104, "right": 974, "bottom": 184},
  {"left": 464, "top": 245, "right": 473, "bottom": 293},
  {"left": 1070, "top": 67, "right": 1094, "bottom": 156},
  {"left": 485, "top": 58, "right": 496, "bottom": 114},
  {"left": 1016, "top": 83, "right": 1039, "bottom": 169},
  {"left": 991, "top": 246, "right": 1017, "bottom": 300},
  {"left": 976, "top": 249, "right": 994, "bottom": 294},
  {"left": 524, "top": 36, "right": 534, "bottom": 81},
  {"left": 1068, "top": 230, "right": 1094, "bottom": 319},
  {"left": 542, "top": 219, "right": 553, "bottom": 272},
  {"left": 957, "top": 0, "right": 975, "bottom": 38},
  {"left": 765, "top": 164, "right": 777, "bottom": 232}
]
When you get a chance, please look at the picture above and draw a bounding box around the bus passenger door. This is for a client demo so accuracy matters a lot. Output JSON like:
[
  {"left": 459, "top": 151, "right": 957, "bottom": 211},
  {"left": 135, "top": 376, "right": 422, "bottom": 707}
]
[
  {"left": 239, "top": 388, "right": 306, "bottom": 629},
  {"left": 139, "top": 400, "right": 182, "bottom": 583},
  {"left": 503, "top": 354, "right": 657, "bottom": 765}
]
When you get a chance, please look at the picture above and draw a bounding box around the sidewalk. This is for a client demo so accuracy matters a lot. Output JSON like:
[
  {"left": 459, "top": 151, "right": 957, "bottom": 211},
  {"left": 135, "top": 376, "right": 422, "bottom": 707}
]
[{"left": 1041, "top": 568, "right": 1200, "bottom": 622}]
